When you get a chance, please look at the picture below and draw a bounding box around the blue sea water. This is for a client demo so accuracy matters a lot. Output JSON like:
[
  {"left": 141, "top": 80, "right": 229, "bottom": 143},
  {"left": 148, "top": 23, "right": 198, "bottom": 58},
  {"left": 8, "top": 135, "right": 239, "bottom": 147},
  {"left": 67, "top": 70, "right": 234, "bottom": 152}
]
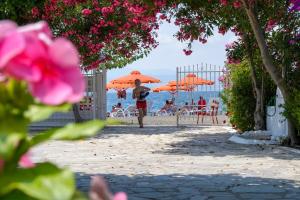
[{"left": 107, "top": 91, "right": 224, "bottom": 113}]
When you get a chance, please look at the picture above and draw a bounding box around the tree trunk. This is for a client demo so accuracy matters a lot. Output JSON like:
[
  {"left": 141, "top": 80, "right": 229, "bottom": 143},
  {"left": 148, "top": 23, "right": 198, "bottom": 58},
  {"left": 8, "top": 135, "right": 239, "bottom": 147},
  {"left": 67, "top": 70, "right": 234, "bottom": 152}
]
[
  {"left": 249, "top": 64, "right": 265, "bottom": 130},
  {"left": 72, "top": 104, "right": 83, "bottom": 123},
  {"left": 241, "top": 1, "right": 300, "bottom": 145},
  {"left": 244, "top": 36, "right": 265, "bottom": 130}
]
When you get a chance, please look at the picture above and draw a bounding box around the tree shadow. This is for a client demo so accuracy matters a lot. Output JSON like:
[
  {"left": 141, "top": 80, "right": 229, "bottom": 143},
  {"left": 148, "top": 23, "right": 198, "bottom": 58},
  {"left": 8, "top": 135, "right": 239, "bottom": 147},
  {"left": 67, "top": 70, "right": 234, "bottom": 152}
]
[
  {"left": 153, "top": 131, "right": 300, "bottom": 160},
  {"left": 93, "top": 126, "right": 205, "bottom": 139},
  {"left": 75, "top": 172, "right": 300, "bottom": 200}
]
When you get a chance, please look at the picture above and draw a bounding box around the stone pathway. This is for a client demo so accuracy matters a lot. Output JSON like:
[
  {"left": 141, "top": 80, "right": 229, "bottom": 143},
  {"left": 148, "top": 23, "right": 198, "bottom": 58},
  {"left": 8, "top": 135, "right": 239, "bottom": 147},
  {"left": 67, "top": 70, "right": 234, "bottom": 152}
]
[{"left": 32, "top": 126, "right": 300, "bottom": 200}]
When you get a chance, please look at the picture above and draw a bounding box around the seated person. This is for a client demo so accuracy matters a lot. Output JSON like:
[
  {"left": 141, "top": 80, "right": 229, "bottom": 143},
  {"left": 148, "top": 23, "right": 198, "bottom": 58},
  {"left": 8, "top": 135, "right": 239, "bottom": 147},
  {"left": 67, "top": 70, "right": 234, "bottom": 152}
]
[
  {"left": 111, "top": 103, "right": 122, "bottom": 112},
  {"left": 115, "top": 102, "right": 122, "bottom": 109},
  {"left": 182, "top": 102, "right": 190, "bottom": 110},
  {"left": 160, "top": 100, "right": 172, "bottom": 113}
]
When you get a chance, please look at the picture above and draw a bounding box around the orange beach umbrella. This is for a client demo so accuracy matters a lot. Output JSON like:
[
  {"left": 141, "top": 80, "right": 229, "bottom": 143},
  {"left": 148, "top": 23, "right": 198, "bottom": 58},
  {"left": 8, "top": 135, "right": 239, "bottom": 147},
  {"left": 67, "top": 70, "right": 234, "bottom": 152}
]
[
  {"left": 152, "top": 84, "right": 193, "bottom": 92},
  {"left": 168, "top": 74, "right": 214, "bottom": 86},
  {"left": 152, "top": 85, "right": 177, "bottom": 92},
  {"left": 111, "top": 70, "right": 160, "bottom": 84},
  {"left": 106, "top": 82, "right": 134, "bottom": 91}
]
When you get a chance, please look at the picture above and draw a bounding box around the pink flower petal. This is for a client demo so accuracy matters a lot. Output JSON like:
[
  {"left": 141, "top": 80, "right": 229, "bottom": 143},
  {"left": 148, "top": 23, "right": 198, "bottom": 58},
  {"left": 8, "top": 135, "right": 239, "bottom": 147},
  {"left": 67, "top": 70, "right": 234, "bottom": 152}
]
[
  {"left": 0, "top": 20, "right": 17, "bottom": 39},
  {"left": 29, "top": 75, "right": 73, "bottom": 105},
  {"left": 49, "top": 38, "right": 79, "bottom": 68},
  {"left": 0, "top": 31, "right": 25, "bottom": 68},
  {"left": 19, "top": 21, "right": 52, "bottom": 38},
  {"left": 5, "top": 54, "right": 41, "bottom": 82},
  {"left": 113, "top": 192, "right": 127, "bottom": 200},
  {"left": 22, "top": 33, "right": 48, "bottom": 60},
  {"left": 19, "top": 152, "right": 35, "bottom": 168},
  {"left": 61, "top": 67, "right": 85, "bottom": 102}
]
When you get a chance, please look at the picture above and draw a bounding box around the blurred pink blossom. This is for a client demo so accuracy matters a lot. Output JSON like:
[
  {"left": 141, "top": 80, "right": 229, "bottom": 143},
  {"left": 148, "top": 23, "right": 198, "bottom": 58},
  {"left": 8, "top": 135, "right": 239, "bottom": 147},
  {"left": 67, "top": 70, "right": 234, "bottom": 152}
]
[
  {"left": 82, "top": 8, "right": 92, "bottom": 16},
  {"left": 266, "top": 19, "right": 277, "bottom": 32},
  {"left": 0, "top": 20, "right": 85, "bottom": 105},
  {"left": 19, "top": 152, "right": 35, "bottom": 168},
  {"left": 89, "top": 176, "right": 127, "bottom": 200},
  {"left": 290, "top": 0, "right": 300, "bottom": 11}
]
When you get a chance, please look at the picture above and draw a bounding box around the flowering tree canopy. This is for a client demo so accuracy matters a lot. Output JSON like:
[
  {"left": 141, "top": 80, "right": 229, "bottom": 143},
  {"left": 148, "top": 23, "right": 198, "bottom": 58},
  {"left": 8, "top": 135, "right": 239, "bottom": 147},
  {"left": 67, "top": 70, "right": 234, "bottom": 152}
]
[{"left": 30, "top": 0, "right": 166, "bottom": 70}]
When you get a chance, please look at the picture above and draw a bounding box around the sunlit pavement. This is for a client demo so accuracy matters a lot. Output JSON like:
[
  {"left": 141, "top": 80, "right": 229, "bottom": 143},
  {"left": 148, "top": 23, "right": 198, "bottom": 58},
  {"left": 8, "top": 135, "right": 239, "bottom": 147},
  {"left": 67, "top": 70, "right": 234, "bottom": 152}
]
[{"left": 33, "top": 126, "right": 300, "bottom": 200}]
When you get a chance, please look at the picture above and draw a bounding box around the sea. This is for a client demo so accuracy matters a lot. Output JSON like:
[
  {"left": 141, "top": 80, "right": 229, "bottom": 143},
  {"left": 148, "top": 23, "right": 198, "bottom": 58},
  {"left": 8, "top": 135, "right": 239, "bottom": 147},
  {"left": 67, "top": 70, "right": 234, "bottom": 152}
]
[{"left": 107, "top": 91, "right": 225, "bottom": 113}]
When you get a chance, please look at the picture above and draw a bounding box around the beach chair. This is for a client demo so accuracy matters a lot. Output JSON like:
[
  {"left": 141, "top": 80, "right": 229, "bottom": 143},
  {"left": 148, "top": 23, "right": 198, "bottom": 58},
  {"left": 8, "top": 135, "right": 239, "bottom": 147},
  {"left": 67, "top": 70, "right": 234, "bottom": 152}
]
[
  {"left": 124, "top": 105, "right": 138, "bottom": 117},
  {"left": 110, "top": 108, "right": 126, "bottom": 118},
  {"left": 156, "top": 109, "right": 168, "bottom": 116},
  {"left": 147, "top": 100, "right": 154, "bottom": 116}
]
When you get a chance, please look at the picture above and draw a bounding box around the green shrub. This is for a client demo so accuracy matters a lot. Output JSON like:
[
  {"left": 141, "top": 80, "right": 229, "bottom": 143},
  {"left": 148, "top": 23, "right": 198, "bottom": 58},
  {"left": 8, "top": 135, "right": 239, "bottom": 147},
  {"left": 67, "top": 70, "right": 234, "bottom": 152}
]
[{"left": 221, "top": 62, "right": 256, "bottom": 131}]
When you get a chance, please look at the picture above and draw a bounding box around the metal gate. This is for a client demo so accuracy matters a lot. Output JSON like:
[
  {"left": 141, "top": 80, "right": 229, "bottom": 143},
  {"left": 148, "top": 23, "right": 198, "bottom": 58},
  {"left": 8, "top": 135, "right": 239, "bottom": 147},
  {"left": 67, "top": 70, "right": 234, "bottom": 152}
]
[
  {"left": 175, "top": 64, "right": 226, "bottom": 126},
  {"left": 80, "top": 69, "right": 107, "bottom": 120}
]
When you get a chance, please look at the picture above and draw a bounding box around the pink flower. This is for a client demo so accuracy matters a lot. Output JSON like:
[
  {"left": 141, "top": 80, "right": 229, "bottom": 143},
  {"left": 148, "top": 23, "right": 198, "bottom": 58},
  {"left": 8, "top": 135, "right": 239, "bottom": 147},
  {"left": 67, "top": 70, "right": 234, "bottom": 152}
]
[
  {"left": 218, "top": 75, "right": 225, "bottom": 82},
  {"left": 113, "top": 192, "right": 127, "bottom": 200},
  {"left": 233, "top": 1, "right": 242, "bottom": 8},
  {"left": 89, "top": 176, "right": 127, "bottom": 200},
  {"left": 266, "top": 19, "right": 277, "bottom": 32},
  {"left": 220, "top": 0, "right": 228, "bottom": 6},
  {"left": 290, "top": 0, "right": 300, "bottom": 11},
  {"left": 0, "top": 20, "right": 85, "bottom": 105},
  {"left": 218, "top": 27, "right": 227, "bottom": 35},
  {"left": 82, "top": 8, "right": 92, "bottom": 16},
  {"left": 19, "top": 152, "right": 35, "bottom": 168},
  {"left": 183, "top": 49, "right": 192, "bottom": 56}
]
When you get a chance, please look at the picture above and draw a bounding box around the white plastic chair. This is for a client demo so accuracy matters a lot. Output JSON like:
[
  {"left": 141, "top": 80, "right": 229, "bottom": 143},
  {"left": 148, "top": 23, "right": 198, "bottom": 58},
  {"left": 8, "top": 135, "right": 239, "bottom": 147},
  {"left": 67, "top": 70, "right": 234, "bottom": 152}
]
[
  {"left": 110, "top": 108, "right": 126, "bottom": 118},
  {"left": 124, "top": 105, "right": 138, "bottom": 117}
]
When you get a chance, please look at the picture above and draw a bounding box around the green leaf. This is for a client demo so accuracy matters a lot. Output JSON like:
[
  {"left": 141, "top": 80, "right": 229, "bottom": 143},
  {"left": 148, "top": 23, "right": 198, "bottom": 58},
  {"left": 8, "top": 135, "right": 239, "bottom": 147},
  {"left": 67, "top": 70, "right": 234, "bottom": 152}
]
[
  {"left": 0, "top": 133, "right": 24, "bottom": 160},
  {"left": 25, "top": 104, "right": 71, "bottom": 122},
  {"left": 105, "top": 118, "right": 123, "bottom": 125},
  {"left": 71, "top": 191, "right": 88, "bottom": 200},
  {"left": 0, "top": 163, "right": 75, "bottom": 200},
  {"left": 30, "top": 120, "right": 105, "bottom": 145},
  {"left": 1, "top": 190, "right": 37, "bottom": 200}
]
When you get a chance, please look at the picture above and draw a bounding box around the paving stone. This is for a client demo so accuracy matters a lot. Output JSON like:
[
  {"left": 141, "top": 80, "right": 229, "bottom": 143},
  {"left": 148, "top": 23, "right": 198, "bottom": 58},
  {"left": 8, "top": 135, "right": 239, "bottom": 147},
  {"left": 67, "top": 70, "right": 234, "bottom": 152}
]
[
  {"left": 231, "top": 185, "right": 286, "bottom": 193},
  {"left": 238, "top": 193, "right": 284, "bottom": 199},
  {"left": 32, "top": 126, "right": 300, "bottom": 200}
]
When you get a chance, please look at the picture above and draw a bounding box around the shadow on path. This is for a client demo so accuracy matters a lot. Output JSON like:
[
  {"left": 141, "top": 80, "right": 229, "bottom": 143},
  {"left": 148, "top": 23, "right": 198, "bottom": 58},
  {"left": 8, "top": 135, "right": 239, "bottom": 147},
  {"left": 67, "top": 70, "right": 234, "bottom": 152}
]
[
  {"left": 76, "top": 172, "right": 300, "bottom": 200},
  {"left": 94, "top": 126, "right": 203, "bottom": 139},
  {"left": 153, "top": 131, "right": 300, "bottom": 160}
]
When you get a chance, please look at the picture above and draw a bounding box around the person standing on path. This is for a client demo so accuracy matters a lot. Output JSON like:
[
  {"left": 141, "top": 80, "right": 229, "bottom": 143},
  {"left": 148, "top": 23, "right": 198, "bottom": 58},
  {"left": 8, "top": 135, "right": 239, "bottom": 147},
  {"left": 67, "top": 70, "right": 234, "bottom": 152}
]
[
  {"left": 197, "top": 96, "right": 207, "bottom": 124},
  {"left": 132, "top": 79, "right": 150, "bottom": 128}
]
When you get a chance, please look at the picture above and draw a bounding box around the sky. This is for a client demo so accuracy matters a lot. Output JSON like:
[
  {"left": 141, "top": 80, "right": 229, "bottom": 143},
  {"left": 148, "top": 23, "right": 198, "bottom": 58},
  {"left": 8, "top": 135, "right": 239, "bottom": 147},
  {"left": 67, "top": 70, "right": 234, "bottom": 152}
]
[{"left": 107, "top": 22, "right": 236, "bottom": 88}]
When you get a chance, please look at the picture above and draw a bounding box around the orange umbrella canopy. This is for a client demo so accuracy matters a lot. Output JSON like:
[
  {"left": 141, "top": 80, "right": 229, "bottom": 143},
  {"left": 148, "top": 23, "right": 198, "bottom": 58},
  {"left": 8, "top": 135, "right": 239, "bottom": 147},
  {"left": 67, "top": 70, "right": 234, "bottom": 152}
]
[
  {"left": 112, "top": 70, "right": 160, "bottom": 84},
  {"left": 152, "top": 85, "right": 177, "bottom": 92},
  {"left": 168, "top": 74, "right": 214, "bottom": 86},
  {"left": 152, "top": 84, "right": 193, "bottom": 92},
  {"left": 106, "top": 82, "right": 134, "bottom": 90}
]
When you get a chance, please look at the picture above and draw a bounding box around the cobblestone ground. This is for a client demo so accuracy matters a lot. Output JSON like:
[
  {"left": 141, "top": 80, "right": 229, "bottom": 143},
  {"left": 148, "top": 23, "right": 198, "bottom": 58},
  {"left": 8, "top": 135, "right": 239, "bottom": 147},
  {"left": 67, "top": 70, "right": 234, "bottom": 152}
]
[{"left": 32, "top": 126, "right": 300, "bottom": 200}]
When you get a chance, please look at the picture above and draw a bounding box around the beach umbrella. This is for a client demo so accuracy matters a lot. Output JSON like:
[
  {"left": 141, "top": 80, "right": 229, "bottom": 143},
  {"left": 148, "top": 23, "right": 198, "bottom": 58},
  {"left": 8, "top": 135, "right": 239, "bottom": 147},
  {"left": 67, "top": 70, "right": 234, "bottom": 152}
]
[
  {"left": 106, "top": 82, "right": 134, "bottom": 91},
  {"left": 152, "top": 84, "right": 192, "bottom": 92},
  {"left": 111, "top": 70, "right": 160, "bottom": 84},
  {"left": 168, "top": 74, "right": 214, "bottom": 86},
  {"left": 152, "top": 85, "right": 176, "bottom": 92}
]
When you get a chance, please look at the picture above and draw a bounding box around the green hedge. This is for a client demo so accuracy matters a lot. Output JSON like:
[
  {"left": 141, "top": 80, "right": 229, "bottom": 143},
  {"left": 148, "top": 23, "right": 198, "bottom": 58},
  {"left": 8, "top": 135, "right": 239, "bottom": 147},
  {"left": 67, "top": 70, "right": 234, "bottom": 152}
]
[{"left": 222, "top": 62, "right": 255, "bottom": 131}]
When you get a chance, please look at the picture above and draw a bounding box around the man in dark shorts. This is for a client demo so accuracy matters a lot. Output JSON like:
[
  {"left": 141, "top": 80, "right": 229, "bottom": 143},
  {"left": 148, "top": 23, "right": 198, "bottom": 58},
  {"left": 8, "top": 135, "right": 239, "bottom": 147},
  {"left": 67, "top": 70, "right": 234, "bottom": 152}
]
[{"left": 132, "top": 79, "right": 150, "bottom": 128}]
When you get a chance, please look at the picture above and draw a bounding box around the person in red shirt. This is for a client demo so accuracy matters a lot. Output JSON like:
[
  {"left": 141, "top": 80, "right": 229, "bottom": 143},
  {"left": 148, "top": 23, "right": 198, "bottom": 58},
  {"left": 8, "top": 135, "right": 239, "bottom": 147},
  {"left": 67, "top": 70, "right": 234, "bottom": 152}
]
[{"left": 197, "top": 96, "right": 206, "bottom": 124}]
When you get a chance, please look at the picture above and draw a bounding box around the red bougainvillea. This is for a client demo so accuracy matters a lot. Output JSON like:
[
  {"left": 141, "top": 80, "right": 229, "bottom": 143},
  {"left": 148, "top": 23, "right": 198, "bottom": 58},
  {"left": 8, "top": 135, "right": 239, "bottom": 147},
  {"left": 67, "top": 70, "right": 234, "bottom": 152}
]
[{"left": 32, "top": 0, "right": 166, "bottom": 69}]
